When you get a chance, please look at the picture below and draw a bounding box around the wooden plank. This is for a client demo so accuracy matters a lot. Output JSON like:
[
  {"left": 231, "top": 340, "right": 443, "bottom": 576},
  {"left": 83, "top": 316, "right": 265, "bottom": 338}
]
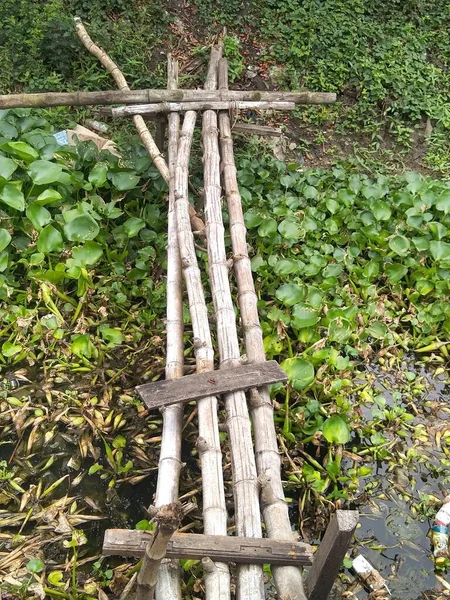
[
  {"left": 103, "top": 530, "right": 313, "bottom": 566},
  {"left": 305, "top": 510, "right": 359, "bottom": 600},
  {"left": 136, "top": 360, "right": 287, "bottom": 410}
]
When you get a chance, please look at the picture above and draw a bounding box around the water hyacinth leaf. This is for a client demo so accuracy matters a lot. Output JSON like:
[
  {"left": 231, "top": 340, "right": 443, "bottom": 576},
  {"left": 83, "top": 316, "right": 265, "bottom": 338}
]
[
  {"left": 389, "top": 235, "right": 410, "bottom": 257},
  {"left": 26, "top": 204, "right": 52, "bottom": 230},
  {"left": 244, "top": 211, "right": 264, "bottom": 228},
  {"left": 99, "top": 325, "right": 124, "bottom": 346},
  {"left": 281, "top": 357, "right": 315, "bottom": 390},
  {"left": 0, "top": 182, "right": 25, "bottom": 211},
  {"left": 71, "top": 334, "right": 94, "bottom": 358},
  {"left": 278, "top": 219, "right": 300, "bottom": 239},
  {"left": 0, "top": 251, "right": 8, "bottom": 272},
  {"left": 371, "top": 200, "right": 391, "bottom": 221},
  {"left": 385, "top": 263, "right": 408, "bottom": 283},
  {"left": 72, "top": 242, "right": 103, "bottom": 267},
  {"left": 123, "top": 217, "right": 145, "bottom": 238},
  {"left": 109, "top": 171, "right": 140, "bottom": 191},
  {"left": 303, "top": 185, "right": 318, "bottom": 199},
  {"left": 258, "top": 218, "right": 277, "bottom": 237},
  {"left": 37, "top": 225, "right": 63, "bottom": 254},
  {"left": 64, "top": 214, "right": 100, "bottom": 241},
  {"left": 0, "top": 229, "right": 11, "bottom": 252},
  {"left": 34, "top": 189, "right": 62, "bottom": 205},
  {"left": 0, "top": 155, "right": 18, "bottom": 180},
  {"left": 412, "top": 237, "right": 429, "bottom": 252},
  {"left": 436, "top": 190, "right": 450, "bottom": 214},
  {"left": 328, "top": 318, "right": 353, "bottom": 343},
  {"left": 26, "top": 559, "right": 45, "bottom": 574},
  {"left": 2, "top": 341, "right": 22, "bottom": 357},
  {"left": 3, "top": 141, "right": 39, "bottom": 162},
  {"left": 28, "top": 160, "right": 63, "bottom": 185},
  {"left": 430, "top": 241, "right": 450, "bottom": 263},
  {"left": 276, "top": 283, "right": 306, "bottom": 306},
  {"left": 292, "top": 303, "right": 320, "bottom": 328},
  {"left": 274, "top": 259, "right": 299, "bottom": 276},
  {"left": 322, "top": 415, "right": 350, "bottom": 444},
  {"left": 89, "top": 164, "right": 108, "bottom": 187},
  {"left": 427, "top": 222, "right": 448, "bottom": 240},
  {"left": 48, "top": 571, "right": 64, "bottom": 587},
  {"left": 0, "top": 120, "right": 18, "bottom": 139},
  {"left": 416, "top": 279, "right": 434, "bottom": 295},
  {"left": 366, "top": 321, "right": 388, "bottom": 339}
]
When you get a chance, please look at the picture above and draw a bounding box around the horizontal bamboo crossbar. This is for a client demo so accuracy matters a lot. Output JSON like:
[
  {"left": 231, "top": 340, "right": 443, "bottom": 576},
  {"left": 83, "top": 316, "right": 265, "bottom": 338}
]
[
  {"left": 100, "top": 101, "right": 295, "bottom": 118},
  {"left": 0, "top": 89, "right": 336, "bottom": 109},
  {"left": 103, "top": 530, "right": 313, "bottom": 566},
  {"left": 136, "top": 360, "right": 288, "bottom": 410}
]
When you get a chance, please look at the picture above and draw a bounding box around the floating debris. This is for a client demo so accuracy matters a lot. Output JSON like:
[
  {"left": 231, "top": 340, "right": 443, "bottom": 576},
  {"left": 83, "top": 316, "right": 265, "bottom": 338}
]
[{"left": 432, "top": 496, "right": 450, "bottom": 567}]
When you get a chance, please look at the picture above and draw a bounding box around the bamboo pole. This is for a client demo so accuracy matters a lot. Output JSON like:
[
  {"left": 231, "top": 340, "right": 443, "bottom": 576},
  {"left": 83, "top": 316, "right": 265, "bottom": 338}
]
[
  {"left": 217, "top": 58, "right": 307, "bottom": 600},
  {"left": 100, "top": 101, "right": 295, "bottom": 117},
  {"left": 73, "top": 18, "right": 204, "bottom": 234},
  {"left": 203, "top": 48, "right": 264, "bottom": 600},
  {"left": 174, "top": 108, "right": 231, "bottom": 600},
  {"left": 153, "top": 55, "right": 183, "bottom": 600},
  {"left": 0, "top": 89, "right": 337, "bottom": 109},
  {"left": 136, "top": 503, "right": 184, "bottom": 600}
]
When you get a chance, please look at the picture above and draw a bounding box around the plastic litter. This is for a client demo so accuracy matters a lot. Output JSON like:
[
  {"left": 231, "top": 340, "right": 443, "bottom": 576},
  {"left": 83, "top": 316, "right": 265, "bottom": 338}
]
[
  {"left": 53, "top": 124, "right": 120, "bottom": 157},
  {"left": 431, "top": 495, "right": 450, "bottom": 566},
  {"left": 352, "top": 554, "right": 390, "bottom": 598}
]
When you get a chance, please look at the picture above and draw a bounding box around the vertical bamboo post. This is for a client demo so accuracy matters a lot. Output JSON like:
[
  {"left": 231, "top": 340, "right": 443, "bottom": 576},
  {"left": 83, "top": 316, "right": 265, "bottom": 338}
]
[
  {"left": 174, "top": 107, "right": 231, "bottom": 599},
  {"left": 305, "top": 510, "right": 359, "bottom": 600},
  {"left": 217, "top": 58, "right": 307, "bottom": 600},
  {"left": 153, "top": 55, "right": 183, "bottom": 600},
  {"left": 203, "top": 49, "right": 264, "bottom": 600},
  {"left": 136, "top": 503, "right": 184, "bottom": 600}
]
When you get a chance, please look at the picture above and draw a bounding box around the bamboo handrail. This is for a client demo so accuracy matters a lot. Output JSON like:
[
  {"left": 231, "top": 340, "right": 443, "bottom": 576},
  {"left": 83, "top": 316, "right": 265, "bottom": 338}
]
[{"left": 100, "top": 100, "right": 295, "bottom": 117}]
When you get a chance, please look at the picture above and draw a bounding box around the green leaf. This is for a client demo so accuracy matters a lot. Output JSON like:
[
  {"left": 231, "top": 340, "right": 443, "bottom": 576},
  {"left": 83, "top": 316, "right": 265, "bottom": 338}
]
[
  {"left": 26, "top": 558, "right": 45, "bottom": 574},
  {"left": 303, "top": 185, "right": 318, "bottom": 199},
  {"left": 385, "top": 263, "right": 408, "bottom": 283},
  {"left": 34, "top": 189, "right": 62, "bottom": 205},
  {"left": 278, "top": 219, "right": 300, "bottom": 239},
  {"left": 292, "top": 303, "right": 320, "bottom": 328},
  {"left": 436, "top": 190, "right": 450, "bottom": 214},
  {"left": 411, "top": 236, "right": 429, "bottom": 251},
  {"left": 388, "top": 235, "right": 410, "bottom": 257},
  {"left": 416, "top": 279, "right": 434, "bottom": 295},
  {"left": 427, "top": 221, "right": 448, "bottom": 240},
  {"left": 258, "top": 218, "right": 278, "bottom": 237},
  {"left": 281, "top": 357, "right": 315, "bottom": 391},
  {"left": 135, "top": 519, "right": 153, "bottom": 531},
  {"left": 112, "top": 434, "right": 126, "bottom": 449},
  {"left": 71, "top": 334, "right": 94, "bottom": 358},
  {"left": 328, "top": 318, "right": 353, "bottom": 343},
  {"left": 28, "top": 160, "right": 63, "bottom": 185},
  {"left": 322, "top": 415, "right": 350, "bottom": 444},
  {"left": 276, "top": 283, "right": 306, "bottom": 306},
  {"left": 37, "top": 225, "right": 63, "bottom": 254},
  {"left": 0, "top": 251, "right": 8, "bottom": 272},
  {"left": 244, "top": 211, "right": 264, "bottom": 228},
  {"left": 64, "top": 214, "right": 100, "bottom": 242},
  {"left": 0, "top": 120, "right": 18, "bottom": 139},
  {"left": 0, "top": 229, "right": 11, "bottom": 252},
  {"left": 0, "top": 182, "right": 25, "bottom": 210},
  {"left": 72, "top": 242, "right": 103, "bottom": 267},
  {"left": 273, "top": 259, "right": 299, "bottom": 276},
  {"left": 371, "top": 200, "right": 391, "bottom": 221},
  {"left": 89, "top": 164, "right": 108, "bottom": 187},
  {"left": 2, "top": 341, "right": 22, "bottom": 357},
  {"left": 48, "top": 570, "right": 64, "bottom": 587},
  {"left": 430, "top": 241, "right": 450, "bottom": 263},
  {"left": 26, "top": 204, "right": 52, "bottom": 230},
  {"left": 3, "top": 141, "right": 39, "bottom": 162},
  {"left": 0, "top": 155, "right": 18, "bottom": 180},
  {"left": 109, "top": 171, "right": 140, "bottom": 191},
  {"left": 99, "top": 325, "right": 124, "bottom": 346},
  {"left": 123, "top": 217, "right": 146, "bottom": 238},
  {"left": 366, "top": 321, "right": 388, "bottom": 339}
]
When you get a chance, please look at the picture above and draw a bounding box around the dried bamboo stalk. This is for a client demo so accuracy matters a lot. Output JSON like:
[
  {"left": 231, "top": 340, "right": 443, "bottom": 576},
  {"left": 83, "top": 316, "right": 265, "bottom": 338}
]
[
  {"left": 73, "top": 18, "right": 204, "bottom": 233},
  {"left": 218, "top": 58, "right": 307, "bottom": 600},
  {"left": 101, "top": 101, "right": 295, "bottom": 117},
  {"left": 136, "top": 503, "right": 183, "bottom": 600},
  {"left": 174, "top": 108, "right": 230, "bottom": 600},
  {"left": 154, "top": 55, "right": 183, "bottom": 600},
  {"left": 0, "top": 89, "right": 337, "bottom": 109},
  {"left": 203, "top": 48, "right": 264, "bottom": 600}
]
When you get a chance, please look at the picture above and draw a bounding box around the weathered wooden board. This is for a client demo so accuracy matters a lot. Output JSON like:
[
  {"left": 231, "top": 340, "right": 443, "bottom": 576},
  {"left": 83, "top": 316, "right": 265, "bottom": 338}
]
[
  {"left": 136, "top": 360, "right": 287, "bottom": 410},
  {"left": 103, "top": 530, "right": 313, "bottom": 566},
  {"left": 305, "top": 510, "right": 359, "bottom": 600}
]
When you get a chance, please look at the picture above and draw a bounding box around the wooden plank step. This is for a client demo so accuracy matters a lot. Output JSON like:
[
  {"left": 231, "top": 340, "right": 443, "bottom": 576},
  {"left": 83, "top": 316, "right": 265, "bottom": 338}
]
[
  {"left": 103, "top": 530, "right": 313, "bottom": 566},
  {"left": 136, "top": 360, "right": 287, "bottom": 410}
]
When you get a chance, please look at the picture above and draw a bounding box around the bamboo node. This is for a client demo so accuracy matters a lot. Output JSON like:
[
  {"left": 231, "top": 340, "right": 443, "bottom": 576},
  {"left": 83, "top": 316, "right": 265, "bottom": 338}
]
[
  {"left": 202, "top": 556, "right": 217, "bottom": 573},
  {"left": 258, "top": 473, "right": 284, "bottom": 507},
  {"left": 248, "top": 388, "right": 266, "bottom": 408},
  {"left": 196, "top": 437, "right": 209, "bottom": 454}
]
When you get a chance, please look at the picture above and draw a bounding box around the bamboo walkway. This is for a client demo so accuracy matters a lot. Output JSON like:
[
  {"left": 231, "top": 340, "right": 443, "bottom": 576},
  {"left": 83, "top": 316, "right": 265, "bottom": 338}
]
[{"left": 0, "top": 20, "right": 359, "bottom": 600}]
